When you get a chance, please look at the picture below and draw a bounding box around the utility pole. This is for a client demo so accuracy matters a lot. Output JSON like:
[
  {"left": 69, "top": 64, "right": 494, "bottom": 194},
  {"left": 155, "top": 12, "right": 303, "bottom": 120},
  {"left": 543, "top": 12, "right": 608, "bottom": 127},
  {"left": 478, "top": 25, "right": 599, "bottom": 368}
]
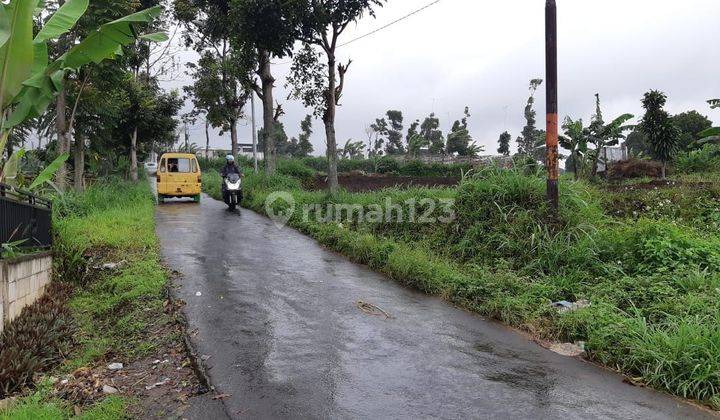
[
  {"left": 251, "top": 93, "right": 258, "bottom": 173},
  {"left": 545, "top": 0, "right": 559, "bottom": 214}
]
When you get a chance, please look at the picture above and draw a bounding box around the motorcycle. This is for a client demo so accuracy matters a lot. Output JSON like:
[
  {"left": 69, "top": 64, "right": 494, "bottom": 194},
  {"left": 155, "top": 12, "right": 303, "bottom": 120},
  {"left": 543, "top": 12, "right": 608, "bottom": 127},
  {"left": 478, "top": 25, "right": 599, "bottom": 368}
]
[{"left": 223, "top": 173, "right": 243, "bottom": 211}]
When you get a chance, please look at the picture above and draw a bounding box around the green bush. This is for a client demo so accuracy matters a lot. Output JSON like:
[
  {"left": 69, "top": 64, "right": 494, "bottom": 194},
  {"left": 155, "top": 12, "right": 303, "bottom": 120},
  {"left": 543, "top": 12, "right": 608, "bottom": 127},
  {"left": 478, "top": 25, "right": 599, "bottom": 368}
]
[
  {"left": 277, "top": 158, "right": 316, "bottom": 187},
  {"left": 676, "top": 144, "right": 720, "bottom": 174}
]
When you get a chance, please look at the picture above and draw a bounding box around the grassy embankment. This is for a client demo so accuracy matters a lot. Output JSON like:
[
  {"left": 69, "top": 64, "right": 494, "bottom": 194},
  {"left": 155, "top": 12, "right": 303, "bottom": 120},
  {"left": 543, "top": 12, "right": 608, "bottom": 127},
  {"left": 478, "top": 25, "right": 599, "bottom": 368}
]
[
  {"left": 202, "top": 157, "right": 720, "bottom": 408},
  {"left": 1, "top": 181, "right": 171, "bottom": 418}
]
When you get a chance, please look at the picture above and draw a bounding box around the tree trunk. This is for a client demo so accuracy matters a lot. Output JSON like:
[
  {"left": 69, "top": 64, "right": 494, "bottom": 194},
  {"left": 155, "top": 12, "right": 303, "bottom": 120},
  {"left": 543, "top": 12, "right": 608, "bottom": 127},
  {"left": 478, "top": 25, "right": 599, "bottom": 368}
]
[
  {"left": 74, "top": 134, "right": 85, "bottom": 192},
  {"left": 55, "top": 87, "right": 69, "bottom": 190},
  {"left": 205, "top": 119, "right": 210, "bottom": 159},
  {"left": 573, "top": 150, "right": 579, "bottom": 181},
  {"left": 130, "top": 127, "right": 138, "bottom": 182},
  {"left": 324, "top": 55, "right": 339, "bottom": 194},
  {"left": 259, "top": 50, "right": 276, "bottom": 175},
  {"left": 230, "top": 118, "right": 239, "bottom": 158},
  {"left": 591, "top": 148, "right": 600, "bottom": 178}
]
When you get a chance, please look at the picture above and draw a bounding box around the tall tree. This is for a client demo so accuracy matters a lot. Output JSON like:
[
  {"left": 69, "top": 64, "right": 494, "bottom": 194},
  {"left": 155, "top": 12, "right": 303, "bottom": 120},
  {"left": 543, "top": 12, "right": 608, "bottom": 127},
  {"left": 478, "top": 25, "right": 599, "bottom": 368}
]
[
  {"left": 384, "top": 110, "right": 405, "bottom": 155},
  {"left": 672, "top": 110, "right": 712, "bottom": 152},
  {"left": 289, "top": 0, "right": 385, "bottom": 193},
  {"left": 516, "top": 79, "right": 542, "bottom": 157},
  {"left": 291, "top": 115, "right": 314, "bottom": 157},
  {"left": 231, "top": 0, "right": 301, "bottom": 175},
  {"left": 175, "top": 0, "right": 250, "bottom": 158},
  {"left": 406, "top": 119, "right": 425, "bottom": 158},
  {"left": 447, "top": 107, "right": 476, "bottom": 156},
  {"left": 368, "top": 117, "right": 387, "bottom": 157},
  {"left": 420, "top": 113, "right": 444, "bottom": 155},
  {"left": 497, "top": 131, "right": 511, "bottom": 156},
  {"left": 640, "top": 90, "right": 679, "bottom": 179}
]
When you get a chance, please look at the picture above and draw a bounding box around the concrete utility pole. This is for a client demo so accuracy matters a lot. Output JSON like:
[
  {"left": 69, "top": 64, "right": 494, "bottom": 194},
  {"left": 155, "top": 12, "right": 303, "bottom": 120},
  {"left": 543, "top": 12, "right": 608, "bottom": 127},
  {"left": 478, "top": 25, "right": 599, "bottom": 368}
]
[
  {"left": 545, "top": 0, "right": 559, "bottom": 214},
  {"left": 251, "top": 93, "right": 259, "bottom": 173}
]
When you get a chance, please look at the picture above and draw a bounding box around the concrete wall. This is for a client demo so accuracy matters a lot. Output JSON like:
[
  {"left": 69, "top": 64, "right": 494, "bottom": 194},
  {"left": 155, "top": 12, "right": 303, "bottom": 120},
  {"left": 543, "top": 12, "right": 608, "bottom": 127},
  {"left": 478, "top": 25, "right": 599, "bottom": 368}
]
[{"left": 0, "top": 252, "right": 52, "bottom": 333}]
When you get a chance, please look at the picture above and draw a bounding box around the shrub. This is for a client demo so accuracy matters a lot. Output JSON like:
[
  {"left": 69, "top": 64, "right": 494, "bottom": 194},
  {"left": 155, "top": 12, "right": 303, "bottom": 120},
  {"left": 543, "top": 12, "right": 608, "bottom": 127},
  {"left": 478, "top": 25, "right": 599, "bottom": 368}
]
[
  {"left": 676, "top": 144, "right": 720, "bottom": 174},
  {"left": 0, "top": 283, "right": 75, "bottom": 398},
  {"left": 300, "top": 157, "right": 327, "bottom": 172},
  {"left": 374, "top": 156, "right": 401, "bottom": 174},
  {"left": 277, "top": 159, "right": 316, "bottom": 188}
]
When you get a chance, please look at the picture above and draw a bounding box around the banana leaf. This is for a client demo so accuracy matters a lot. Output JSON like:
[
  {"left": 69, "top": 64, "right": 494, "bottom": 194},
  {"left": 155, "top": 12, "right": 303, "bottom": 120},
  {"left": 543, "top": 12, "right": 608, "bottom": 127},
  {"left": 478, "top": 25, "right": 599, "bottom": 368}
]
[
  {"left": 29, "top": 152, "right": 70, "bottom": 190},
  {"left": 1, "top": 147, "right": 25, "bottom": 186},
  {"left": 699, "top": 127, "right": 720, "bottom": 138},
  {"left": 33, "top": 0, "right": 89, "bottom": 43},
  {"left": 0, "top": 4, "right": 11, "bottom": 50},
  {"left": 0, "top": 0, "right": 35, "bottom": 107},
  {"left": 55, "top": 6, "right": 163, "bottom": 71}
]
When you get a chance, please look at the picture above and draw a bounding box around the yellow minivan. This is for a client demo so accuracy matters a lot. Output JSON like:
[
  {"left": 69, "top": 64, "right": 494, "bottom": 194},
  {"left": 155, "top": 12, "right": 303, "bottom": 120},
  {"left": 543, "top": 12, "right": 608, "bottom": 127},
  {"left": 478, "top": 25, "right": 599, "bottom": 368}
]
[{"left": 156, "top": 153, "right": 202, "bottom": 203}]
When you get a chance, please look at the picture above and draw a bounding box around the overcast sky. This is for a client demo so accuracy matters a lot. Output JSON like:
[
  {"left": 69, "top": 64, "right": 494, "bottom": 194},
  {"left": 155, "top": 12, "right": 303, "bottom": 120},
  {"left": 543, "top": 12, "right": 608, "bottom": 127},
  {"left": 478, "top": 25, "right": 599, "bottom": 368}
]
[{"left": 163, "top": 0, "right": 720, "bottom": 156}]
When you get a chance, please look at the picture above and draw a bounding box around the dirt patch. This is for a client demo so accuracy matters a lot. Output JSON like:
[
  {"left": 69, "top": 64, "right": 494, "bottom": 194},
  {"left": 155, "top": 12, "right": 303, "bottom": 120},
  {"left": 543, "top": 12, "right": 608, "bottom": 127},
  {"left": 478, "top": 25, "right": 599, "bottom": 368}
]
[
  {"left": 607, "top": 159, "right": 663, "bottom": 180},
  {"left": 312, "top": 172, "right": 459, "bottom": 192},
  {"left": 50, "top": 298, "right": 205, "bottom": 418}
]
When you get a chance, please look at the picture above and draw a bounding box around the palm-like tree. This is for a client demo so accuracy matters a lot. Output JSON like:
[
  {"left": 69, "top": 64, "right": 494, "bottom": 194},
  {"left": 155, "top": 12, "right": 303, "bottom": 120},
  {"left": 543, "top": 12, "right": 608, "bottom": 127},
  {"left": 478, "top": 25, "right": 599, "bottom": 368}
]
[{"left": 559, "top": 117, "right": 588, "bottom": 180}]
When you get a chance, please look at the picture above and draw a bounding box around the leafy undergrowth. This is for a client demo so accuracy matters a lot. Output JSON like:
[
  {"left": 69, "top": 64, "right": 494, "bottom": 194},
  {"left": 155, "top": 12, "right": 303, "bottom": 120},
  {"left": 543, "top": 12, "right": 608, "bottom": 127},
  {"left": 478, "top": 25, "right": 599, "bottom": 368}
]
[
  {"left": 0, "top": 283, "right": 75, "bottom": 398},
  {"left": 2, "top": 180, "right": 195, "bottom": 418},
  {"left": 233, "top": 165, "right": 720, "bottom": 408}
]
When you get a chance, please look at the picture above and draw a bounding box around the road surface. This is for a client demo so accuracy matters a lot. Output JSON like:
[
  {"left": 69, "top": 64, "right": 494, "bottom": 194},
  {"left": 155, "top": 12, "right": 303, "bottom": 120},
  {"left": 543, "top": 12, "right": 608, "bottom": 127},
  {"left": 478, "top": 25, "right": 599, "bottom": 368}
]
[{"left": 155, "top": 194, "right": 712, "bottom": 419}]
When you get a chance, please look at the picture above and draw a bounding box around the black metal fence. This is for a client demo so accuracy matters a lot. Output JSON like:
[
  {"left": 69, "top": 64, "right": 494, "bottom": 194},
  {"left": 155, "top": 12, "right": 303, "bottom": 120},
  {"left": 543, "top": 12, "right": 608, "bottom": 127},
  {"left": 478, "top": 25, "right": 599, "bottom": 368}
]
[{"left": 0, "top": 183, "right": 53, "bottom": 251}]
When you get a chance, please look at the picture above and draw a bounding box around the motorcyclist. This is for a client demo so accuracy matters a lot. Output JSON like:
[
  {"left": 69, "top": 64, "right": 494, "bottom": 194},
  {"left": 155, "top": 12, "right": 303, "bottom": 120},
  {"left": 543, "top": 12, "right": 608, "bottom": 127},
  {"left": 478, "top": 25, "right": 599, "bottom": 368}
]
[
  {"left": 221, "top": 155, "right": 242, "bottom": 203},
  {"left": 221, "top": 155, "right": 242, "bottom": 178}
]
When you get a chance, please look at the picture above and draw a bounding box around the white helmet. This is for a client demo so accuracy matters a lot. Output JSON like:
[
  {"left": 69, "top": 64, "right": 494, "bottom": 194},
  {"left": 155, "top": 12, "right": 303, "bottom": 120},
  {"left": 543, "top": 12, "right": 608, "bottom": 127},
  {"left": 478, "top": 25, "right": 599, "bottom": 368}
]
[{"left": 226, "top": 155, "right": 235, "bottom": 162}]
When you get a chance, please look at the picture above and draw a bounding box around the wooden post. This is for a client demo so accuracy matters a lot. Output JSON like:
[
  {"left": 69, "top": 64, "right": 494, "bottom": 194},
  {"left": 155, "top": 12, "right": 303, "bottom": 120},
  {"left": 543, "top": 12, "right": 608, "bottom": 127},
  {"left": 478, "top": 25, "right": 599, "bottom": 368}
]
[{"left": 545, "top": 0, "right": 559, "bottom": 214}]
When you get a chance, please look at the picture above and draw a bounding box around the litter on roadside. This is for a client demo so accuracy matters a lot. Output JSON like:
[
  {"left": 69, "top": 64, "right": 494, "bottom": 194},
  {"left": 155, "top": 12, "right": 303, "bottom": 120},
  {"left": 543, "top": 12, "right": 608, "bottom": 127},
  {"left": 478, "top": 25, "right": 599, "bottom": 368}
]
[
  {"left": 550, "top": 299, "right": 591, "bottom": 313},
  {"left": 549, "top": 342, "right": 586, "bottom": 357},
  {"left": 102, "top": 385, "right": 119, "bottom": 395},
  {"left": 145, "top": 378, "right": 171, "bottom": 391},
  {"left": 99, "top": 261, "right": 126, "bottom": 270},
  {"left": 107, "top": 362, "right": 123, "bottom": 371},
  {"left": 356, "top": 300, "right": 392, "bottom": 319}
]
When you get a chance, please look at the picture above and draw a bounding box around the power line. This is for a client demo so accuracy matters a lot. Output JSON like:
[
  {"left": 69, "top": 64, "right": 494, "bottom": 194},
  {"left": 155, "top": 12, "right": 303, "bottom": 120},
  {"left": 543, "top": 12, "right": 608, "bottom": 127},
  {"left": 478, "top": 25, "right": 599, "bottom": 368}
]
[
  {"left": 338, "top": 0, "right": 443, "bottom": 48},
  {"left": 269, "top": 0, "right": 443, "bottom": 66}
]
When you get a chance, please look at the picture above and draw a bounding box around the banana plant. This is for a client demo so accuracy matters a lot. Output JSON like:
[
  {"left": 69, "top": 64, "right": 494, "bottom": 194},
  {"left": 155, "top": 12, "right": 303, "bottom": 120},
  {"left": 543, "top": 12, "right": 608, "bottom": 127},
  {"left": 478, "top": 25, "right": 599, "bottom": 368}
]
[
  {"left": 0, "top": 0, "right": 167, "bottom": 185},
  {"left": 559, "top": 117, "right": 588, "bottom": 180},
  {"left": 698, "top": 99, "right": 720, "bottom": 144}
]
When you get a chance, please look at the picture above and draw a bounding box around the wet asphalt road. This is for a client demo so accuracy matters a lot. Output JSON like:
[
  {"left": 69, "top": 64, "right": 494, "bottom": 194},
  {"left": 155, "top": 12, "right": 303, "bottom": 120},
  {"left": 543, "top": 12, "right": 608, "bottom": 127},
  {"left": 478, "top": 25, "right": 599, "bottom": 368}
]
[{"left": 155, "top": 194, "right": 712, "bottom": 419}]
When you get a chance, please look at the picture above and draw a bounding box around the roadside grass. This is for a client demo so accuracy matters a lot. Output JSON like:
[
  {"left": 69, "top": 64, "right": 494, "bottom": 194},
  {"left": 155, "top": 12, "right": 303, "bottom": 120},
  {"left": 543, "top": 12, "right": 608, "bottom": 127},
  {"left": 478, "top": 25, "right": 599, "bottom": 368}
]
[
  {"left": 227, "top": 163, "right": 720, "bottom": 407},
  {"left": 0, "top": 380, "right": 127, "bottom": 420},
  {"left": 2, "top": 180, "right": 169, "bottom": 418}
]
